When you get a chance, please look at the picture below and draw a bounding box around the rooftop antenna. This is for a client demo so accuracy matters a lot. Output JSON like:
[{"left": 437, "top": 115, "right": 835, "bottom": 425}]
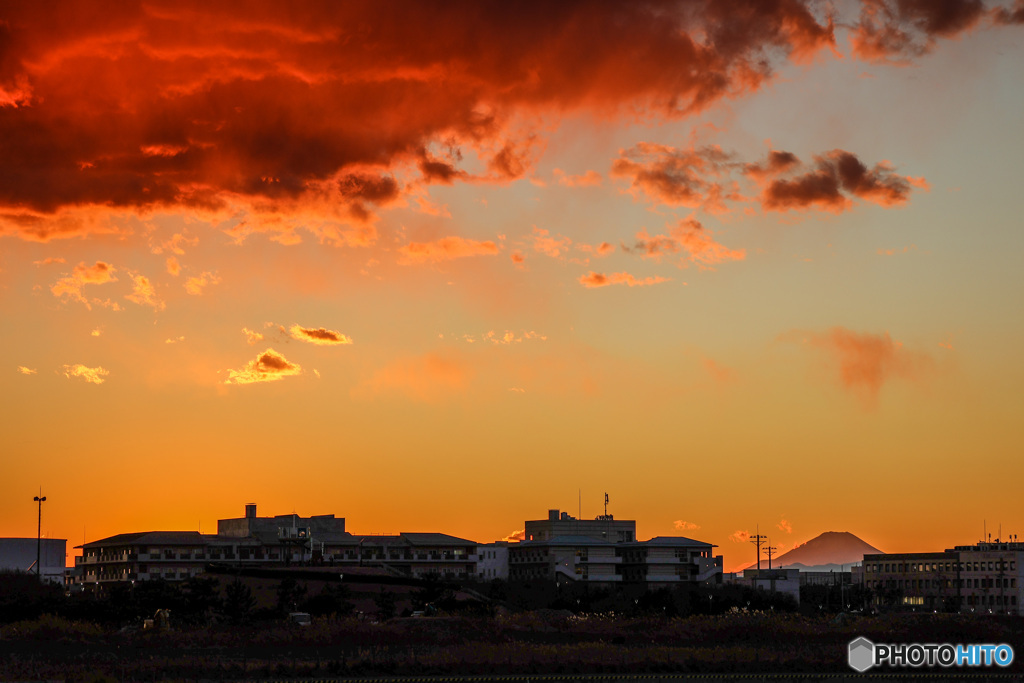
[
  {"left": 749, "top": 525, "right": 767, "bottom": 572},
  {"left": 604, "top": 492, "right": 609, "bottom": 518}
]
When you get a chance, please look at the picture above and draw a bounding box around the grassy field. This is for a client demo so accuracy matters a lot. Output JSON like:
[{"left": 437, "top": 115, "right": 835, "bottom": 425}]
[{"left": 1, "top": 611, "right": 1022, "bottom": 681}]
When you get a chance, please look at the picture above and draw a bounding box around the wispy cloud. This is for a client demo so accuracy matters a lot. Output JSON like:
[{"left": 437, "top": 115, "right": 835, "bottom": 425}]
[
  {"left": 783, "top": 326, "right": 936, "bottom": 403},
  {"left": 62, "top": 364, "right": 109, "bottom": 384},
  {"left": 17, "top": 366, "right": 37, "bottom": 375},
  {"left": 125, "top": 273, "right": 165, "bottom": 310},
  {"left": 623, "top": 218, "right": 745, "bottom": 267},
  {"left": 674, "top": 520, "right": 700, "bottom": 531},
  {"left": 184, "top": 271, "right": 220, "bottom": 295},
  {"left": 242, "top": 328, "right": 264, "bottom": 345},
  {"left": 356, "top": 352, "right": 470, "bottom": 402},
  {"left": 777, "top": 518, "right": 793, "bottom": 534},
  {"left": 503, "top": 529, "right": 526, "bottom": 542},
  {"left": 729, "top": 530, "right": 751, "bottom": 543},
  {"left": 579, "top": 271, "right": 671, "bottom": 288},
  {"left": 50, "top": 261, "right": 117, "bottom": 308},
  {"left": 398, "top": 236, "right": 500, "bottom": 264}
]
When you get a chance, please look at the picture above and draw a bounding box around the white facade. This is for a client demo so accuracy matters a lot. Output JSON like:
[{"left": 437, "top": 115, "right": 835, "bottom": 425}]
[{"left": 476, "top": 542, "right": 509, "bottom": 580}]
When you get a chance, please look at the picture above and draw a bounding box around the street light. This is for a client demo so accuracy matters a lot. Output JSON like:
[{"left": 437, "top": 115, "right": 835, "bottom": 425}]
[{"left": 33, "top": 491, "right": 46, "bottom": 581}]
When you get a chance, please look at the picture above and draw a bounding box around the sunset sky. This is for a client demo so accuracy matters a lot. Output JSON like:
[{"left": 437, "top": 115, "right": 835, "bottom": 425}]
[{"left": 2, "top": 1, "right": 1022, "bottom": 571}]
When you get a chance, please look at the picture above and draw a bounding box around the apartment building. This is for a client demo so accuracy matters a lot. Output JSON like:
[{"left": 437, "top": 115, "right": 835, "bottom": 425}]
[
  {"left": 853, "top": 540, "right": 1023, "bottom": 615},
  {"left": 508, "top": 512, "right": 722, "bottom": 587},
  {"left": 525, "top": 509, "right": 635, "bottom": 543},
  {"left": 75, "top": 505, "right": 478, "bottom": 588}
]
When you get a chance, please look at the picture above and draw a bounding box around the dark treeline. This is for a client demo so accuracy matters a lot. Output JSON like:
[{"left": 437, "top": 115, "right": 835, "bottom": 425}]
[{"left": 2, "top": 570, "right": 809, "bottom": 630}]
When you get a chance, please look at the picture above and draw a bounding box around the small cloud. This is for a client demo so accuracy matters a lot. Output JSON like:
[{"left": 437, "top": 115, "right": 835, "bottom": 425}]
[
  {"left": 877, "top": 245, "right": 917, "bottom": 256},
  {"left": 674, "top": 520, "right": 700, "bottom": 531},
  {"left": 62, "top": 364, "right": 109, "bottom": 384},
  {"left": 50, "top": 261, "right": 117, "bottom": 308},
  {"left": 166, "top": 257, "right": 181, "bottom": 276},
  {"left": 356, "top": 351, "right": 469, "bottom": 402},
  {"left": 125, "top": 273, "right": 165, "bottom": 310},
  {"left": 530, "top": 227, "right": 572, "bottom": 260},
  {"left": 17, "top": 366, "right": 37, "bottom": 375},
  {"left": 184, "top": 271, "right": 220, "bottom": 295},
  {"left": 579, "top": 271, "right": 671, "bottom": 288},
  {"left": 729, "top": 530, "right": 751, "bottom": 543},
  {"left": 224, "top": 348, "right": 303, "bottom": 385},
  {"left": 90, "top": 328, "right": 102, "bottom": 337},
  {"left": 782, "top": 326, "right": 936, "bottom": 404},
  {"left": 508, "top": 387, "right": 526, "bottom": 393},
  {"left": 703, "top": 358, "right": 735, "bottom": 384},
  {"left": 503, "top": 529, "right": 526, "bottom": 542},
  {"left": 555, "top": 168, "right": 603, "bottom": 187},
  {"left": 152, "top": 232, "right": 198, "bottom": 256},
  {"left": 33, "top": 257, "right": 65, "bottom": 266},
  {"left": 777, "top": 518, "right": 793, "bottom": 534},
  {"left": 242, "top": 328, "right": 264, "bottom": 345},
  {"left": 313, "top": 369, "right": 321, "bottom": 379},
  {"left": 289, "top": 324, "right": 353, "bottom": 346},
  {"left": 510, "top": 251, "right": 525, "bottom": 266},
  {"left": 165, "top": 336, "right": 185, "bottom": 344},
  {"left": 398, "top": 236, "right": 500, "bottom": 264}
]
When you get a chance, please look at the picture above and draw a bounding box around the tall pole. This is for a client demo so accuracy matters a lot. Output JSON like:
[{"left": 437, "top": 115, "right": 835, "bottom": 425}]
[
  {"left": 763, "top": 541, "right": 777, "bottom": 570},
  {"left": 33, "top": 490, "right": 46, "bottom": 581},
  {"left": 749, "top": 525, "right": 767, "bottom": 572}
]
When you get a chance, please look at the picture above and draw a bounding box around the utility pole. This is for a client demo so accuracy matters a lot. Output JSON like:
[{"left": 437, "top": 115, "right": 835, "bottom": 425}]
[
  {"left": 763, "top": 541, "right": 777, "bottom": 570},
  {"left": 749, "top": 525, "right": 767, "bottom": 571},
  {"left": 33, "top": 489, "right": 47, "bottom": 581}
]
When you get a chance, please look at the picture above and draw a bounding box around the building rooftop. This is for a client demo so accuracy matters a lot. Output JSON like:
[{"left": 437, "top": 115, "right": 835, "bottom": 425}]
[{"left": 634, "top": 536, "right": 715, "bottom": 548}]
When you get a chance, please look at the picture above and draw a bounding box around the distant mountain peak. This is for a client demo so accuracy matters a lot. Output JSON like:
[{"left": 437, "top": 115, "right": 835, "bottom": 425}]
[{"left": 738, "top": 530, "right": 882, "bottom": 572}]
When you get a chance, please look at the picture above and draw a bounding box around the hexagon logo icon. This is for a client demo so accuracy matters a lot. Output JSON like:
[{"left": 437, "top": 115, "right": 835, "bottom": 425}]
[{"left": 848, "top": 636, "right": 875, "bottom": 672}]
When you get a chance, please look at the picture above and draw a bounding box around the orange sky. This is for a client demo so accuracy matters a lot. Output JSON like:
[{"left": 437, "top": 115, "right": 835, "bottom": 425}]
[{"left": 2, "top": 1, "right": 1023, "bottom": 572}]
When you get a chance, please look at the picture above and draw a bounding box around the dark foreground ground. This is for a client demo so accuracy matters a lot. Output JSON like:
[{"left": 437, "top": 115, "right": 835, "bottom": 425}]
[{"left": 1, "top": 612, "right": 1023, "bottom": 682}]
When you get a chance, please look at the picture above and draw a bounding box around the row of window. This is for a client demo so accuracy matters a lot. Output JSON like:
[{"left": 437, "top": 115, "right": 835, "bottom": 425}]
[
  {"left": 866, "top": 577, "right": 1017, "bottom": 590},
  {"left": 866, "top": 560, "right": 1016, "bottom": 573}
]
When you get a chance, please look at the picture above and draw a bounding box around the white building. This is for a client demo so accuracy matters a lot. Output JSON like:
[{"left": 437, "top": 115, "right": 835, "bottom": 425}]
[{"left": 0, "top": 538, "right": 66, "bottom": 584}]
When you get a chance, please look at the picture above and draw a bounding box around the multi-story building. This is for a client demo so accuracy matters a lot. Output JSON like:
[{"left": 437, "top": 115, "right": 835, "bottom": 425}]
[
  {"left": 75, "top": 505, "right": 478, "bottom": 588},
  {"left": 477, "top": 541, "right": 510, "bottom": 581},
  {"left": 525, "top": 509, "right": 635, "bottom": 543},
  {"left": 509, "top": 511, "right": 722, "bottom": 587},
  {"left": 854, "top": 540, "right": 1024, "bottom": 615},
  {"left": 321, "top": 533, "right": 478, "bottom": 579}
]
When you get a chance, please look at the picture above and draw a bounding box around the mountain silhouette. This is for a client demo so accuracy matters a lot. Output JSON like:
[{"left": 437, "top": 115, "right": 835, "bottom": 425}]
[{"left": 739, "top": 531, "right": 882, "bottom": 572}]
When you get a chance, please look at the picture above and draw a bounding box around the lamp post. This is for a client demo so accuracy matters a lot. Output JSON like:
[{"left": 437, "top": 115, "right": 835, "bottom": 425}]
[{"left": 33, "top": 491, "right": 46, "bottom": 581}]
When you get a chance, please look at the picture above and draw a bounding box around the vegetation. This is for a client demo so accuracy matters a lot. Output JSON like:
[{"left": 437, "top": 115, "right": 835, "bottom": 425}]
[{"left": 1, "top": 574, "right": 1021, "bottom": 679}]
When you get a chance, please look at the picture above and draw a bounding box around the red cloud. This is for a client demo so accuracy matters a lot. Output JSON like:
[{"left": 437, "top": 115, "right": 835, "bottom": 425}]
[
  {"left": 356, "top": 352, "right": 470, "bottom": 402},
  {"left": 626, "top": 218, "right": 745, "bottom": 267},
  {"left": 398, "top": 236, "right": 500, "bottom": 264},
  {"left": 579, "top": 271, "right": 671, "bottom": 288},
  {"left": 0, "top": 1, "right": 836, "bottom": 241},
  {"left": 612, "top": 143, "right": 733, "bottom": 209},
  {"left": 788, "top": 326, "right": 936, "bottom": 402},
  {"left": 50, "top": 261, "right": 118, "bottom": 308},
  {"left": 759, "top": 150, "right": 920, "bottom": 212},
  {"left": 851, "top": 0, "right": 986, "bottom": 63}
]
